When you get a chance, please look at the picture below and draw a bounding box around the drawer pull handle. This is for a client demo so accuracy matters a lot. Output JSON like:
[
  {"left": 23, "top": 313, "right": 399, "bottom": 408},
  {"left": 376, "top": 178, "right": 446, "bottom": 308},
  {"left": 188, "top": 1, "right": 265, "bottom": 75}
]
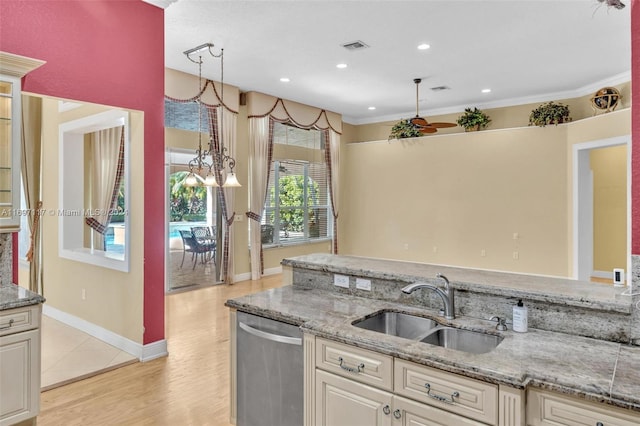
[
  {"left": 0, "top": 319, "right": 14, "bottom": 330},
  {"left": 393, "top": 409, "right": 402, "bottom": 419},
  {"left": 382, "top": 405, "right": 390, "bottom": 415},
  {"left": 337, "top": 357, "right": 365, "bottom": 374},
  {"left": 424, "top": 383, "right": 459, "bottom": 404}
]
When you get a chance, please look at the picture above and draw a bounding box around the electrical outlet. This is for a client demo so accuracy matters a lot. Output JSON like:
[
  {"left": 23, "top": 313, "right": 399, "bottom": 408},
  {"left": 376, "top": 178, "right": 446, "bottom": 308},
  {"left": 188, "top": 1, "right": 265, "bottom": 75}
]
[
  {"left": 356, "top": 278, "right": 371, "bottom": 291},
  {"left": 334, "top": 274, "right": 350, "bottom": 288},
  {"left": 513, "top": 251, "right": 519, "bottom": 260},
  {"left": 81, "top": 288, "right": 86, "bottom": 300},
  {"left": 513, "top": 232, "right": 519, "bottom": 240},
  {"left": 481, "top": 249, "right": 486, "bottom": 257},
  {"left": 403, "top": 243, "right": 409, "bottom": 250},
  {"left": 433, "top": 246, "right": 438, "bottom": 253}
]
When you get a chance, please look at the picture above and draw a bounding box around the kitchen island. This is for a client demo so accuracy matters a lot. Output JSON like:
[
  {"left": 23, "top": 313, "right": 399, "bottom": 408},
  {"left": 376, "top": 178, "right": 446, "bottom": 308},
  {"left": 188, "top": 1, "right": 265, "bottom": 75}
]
[
  {"left": 226, "top": 254, "right": 640, "bottom": 425},
  {"left": 0, "top": 283, "right": 45, "bottom": 426}
]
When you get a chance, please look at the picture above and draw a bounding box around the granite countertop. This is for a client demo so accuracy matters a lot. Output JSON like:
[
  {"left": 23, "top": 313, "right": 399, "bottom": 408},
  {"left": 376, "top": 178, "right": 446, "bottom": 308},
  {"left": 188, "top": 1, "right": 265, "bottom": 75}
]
[
  {"left": 282, "top": 254, "right": 632, "bottom": 313},
  {"left": 0, "top": 283, "right": 45, "bottom": 311},
  {"left": 226, "top": 285, "right": 640, "bottom": 412}
]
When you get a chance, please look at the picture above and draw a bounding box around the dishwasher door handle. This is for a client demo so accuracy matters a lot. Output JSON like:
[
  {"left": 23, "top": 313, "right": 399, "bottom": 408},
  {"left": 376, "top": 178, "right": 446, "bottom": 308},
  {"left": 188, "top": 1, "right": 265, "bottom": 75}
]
[{"left": 238, "top": 321, "right": 302, "bottom": 346}]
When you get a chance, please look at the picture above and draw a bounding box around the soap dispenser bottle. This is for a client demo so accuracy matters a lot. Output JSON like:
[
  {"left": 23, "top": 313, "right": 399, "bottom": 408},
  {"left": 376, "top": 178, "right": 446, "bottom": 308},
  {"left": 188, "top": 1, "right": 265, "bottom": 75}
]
[{"left": 513, "top": 299, "right": 528, "bottom": 332}]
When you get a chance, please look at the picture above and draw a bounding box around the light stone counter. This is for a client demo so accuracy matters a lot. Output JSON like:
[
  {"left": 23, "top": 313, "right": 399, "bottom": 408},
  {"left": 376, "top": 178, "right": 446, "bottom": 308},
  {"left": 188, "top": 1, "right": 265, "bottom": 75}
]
[
  {"left": 282, "top": 253, "right": 631, "bottom": 313},
  {"left": 0, "top": 282, "right": 45, "bottom": 310},
  {"left": 226, "top": 285, "right": 640, "bottom": 412}
]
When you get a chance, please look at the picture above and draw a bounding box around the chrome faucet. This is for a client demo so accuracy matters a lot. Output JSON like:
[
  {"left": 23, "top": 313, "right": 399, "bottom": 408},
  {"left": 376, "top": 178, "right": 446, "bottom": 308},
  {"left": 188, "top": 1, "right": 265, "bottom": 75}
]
[{"left": 402, "top": 274, "right": 455, "bottom": 320}]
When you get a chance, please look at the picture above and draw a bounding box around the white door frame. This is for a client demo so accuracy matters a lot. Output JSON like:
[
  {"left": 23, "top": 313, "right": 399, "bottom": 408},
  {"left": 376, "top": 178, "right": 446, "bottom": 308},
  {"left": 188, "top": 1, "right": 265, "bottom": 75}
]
[{"left": 572, "top": 135, "right": 630, "bottom": 283}]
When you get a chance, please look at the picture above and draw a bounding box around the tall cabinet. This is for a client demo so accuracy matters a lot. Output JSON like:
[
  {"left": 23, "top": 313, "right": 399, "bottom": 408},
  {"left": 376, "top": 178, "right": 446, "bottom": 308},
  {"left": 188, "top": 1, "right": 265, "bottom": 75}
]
[{"left": 0, "top": 52, "right": 45, "bottom": 232}]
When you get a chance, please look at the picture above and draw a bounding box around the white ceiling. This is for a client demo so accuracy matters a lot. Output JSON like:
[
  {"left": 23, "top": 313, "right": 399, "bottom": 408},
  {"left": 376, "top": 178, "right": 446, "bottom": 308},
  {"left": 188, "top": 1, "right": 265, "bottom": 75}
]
[{"left": 156, "top": 0, "right": 630, "bottom": 124}]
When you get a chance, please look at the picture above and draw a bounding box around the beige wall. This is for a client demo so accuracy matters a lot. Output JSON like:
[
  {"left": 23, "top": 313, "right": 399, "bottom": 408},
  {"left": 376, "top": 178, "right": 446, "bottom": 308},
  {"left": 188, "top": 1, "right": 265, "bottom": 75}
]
[
  {"left": 340, "top": 126, "right": 569, "bottom": 276},
  {"left": 348, "top": 82, "right": 630, "bottom": 143},
  {"left": 340, "top": 108, "right": 631, "bottom": 278},
  {"left": 592, "top": 145, "right": 627, "bottom": 272},
  {"left": 36, "top": 97, "right": 145, "bottom": 343}
]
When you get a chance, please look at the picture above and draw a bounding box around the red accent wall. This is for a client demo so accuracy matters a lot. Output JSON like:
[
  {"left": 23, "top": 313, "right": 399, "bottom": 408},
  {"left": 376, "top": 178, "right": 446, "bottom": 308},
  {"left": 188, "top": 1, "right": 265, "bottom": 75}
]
[
  {"left": 0, "top": 0, "right": 165, "bottom": 345},
  {"left": 632, "top": 0, "right": 640, "bottom": 254}
]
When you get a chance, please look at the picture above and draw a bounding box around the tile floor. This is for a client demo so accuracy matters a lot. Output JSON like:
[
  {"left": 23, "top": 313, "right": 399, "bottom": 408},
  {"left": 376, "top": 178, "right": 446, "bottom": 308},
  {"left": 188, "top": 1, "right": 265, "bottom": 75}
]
[{"left": 40, "top": 315, "right": 137, "bottom": 391}]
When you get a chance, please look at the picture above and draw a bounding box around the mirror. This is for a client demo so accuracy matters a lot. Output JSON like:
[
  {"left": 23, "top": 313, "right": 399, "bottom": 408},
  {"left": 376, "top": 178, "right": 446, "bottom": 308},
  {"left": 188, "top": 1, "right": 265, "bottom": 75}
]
[{"left": 58, "top": 107, "right": 130, "bottom": 272}]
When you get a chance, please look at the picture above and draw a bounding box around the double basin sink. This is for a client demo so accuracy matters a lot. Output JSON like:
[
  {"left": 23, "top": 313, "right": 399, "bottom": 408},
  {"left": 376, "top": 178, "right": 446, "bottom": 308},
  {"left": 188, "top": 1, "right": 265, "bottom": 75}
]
[{"left": 352, "top": 311, "right": 503, "bottom": 354}]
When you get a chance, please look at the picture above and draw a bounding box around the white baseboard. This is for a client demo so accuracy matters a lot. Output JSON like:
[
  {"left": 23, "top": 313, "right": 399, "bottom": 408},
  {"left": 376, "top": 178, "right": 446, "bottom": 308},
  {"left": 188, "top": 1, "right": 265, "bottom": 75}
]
[
  {"left": 592, "top": 270, "right": 613, "bottom": 279},
  {"left": 234, "top": 272, "right": 252, "bottom": 282},
  {"left": 234, "top": 265, "right": 283, "bottom": 283},
  {"left": 42, "top": 304, "right": 168, "bottom": 362},
  {"left": 263, "top": 266, "right": 283, "bottom": 276}
]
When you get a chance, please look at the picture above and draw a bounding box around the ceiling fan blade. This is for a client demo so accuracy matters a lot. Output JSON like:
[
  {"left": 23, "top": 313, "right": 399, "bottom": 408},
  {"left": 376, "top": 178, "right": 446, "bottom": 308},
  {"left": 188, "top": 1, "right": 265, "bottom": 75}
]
[
  {"left": 429, "top": 122, "right": 457, "bottom": 128},
  {"left": 419, "top": 127, "right": 438, "bottom": 134},
  {"left": 410, "top": 117, "right": 429, "bottom": 127}
]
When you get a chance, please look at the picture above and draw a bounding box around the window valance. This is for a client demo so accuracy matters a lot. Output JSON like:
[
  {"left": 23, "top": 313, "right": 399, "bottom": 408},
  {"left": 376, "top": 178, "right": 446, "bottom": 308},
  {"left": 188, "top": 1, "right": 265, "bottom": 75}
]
[{"left": 246, "top": 91, "right": 342, "bottom": 134}]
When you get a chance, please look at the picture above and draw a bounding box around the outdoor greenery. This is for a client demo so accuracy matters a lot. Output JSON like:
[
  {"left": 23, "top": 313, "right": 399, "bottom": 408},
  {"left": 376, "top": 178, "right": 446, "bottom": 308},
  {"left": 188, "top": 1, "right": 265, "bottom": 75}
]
[
  {"left": 267, "top": 175, "right": 319, "bottom": 235},
  {"left": 456, "top": 107, "right": 491, "bottom": 131},
  {"left": 529, "top": 101, "right": 572, "bottom": 127},
  {"left": 388, "top": 119, "right": 423, "bottom": 140},
  {"left": 169, "top": 171, "right": 207, "bottom": 221}
]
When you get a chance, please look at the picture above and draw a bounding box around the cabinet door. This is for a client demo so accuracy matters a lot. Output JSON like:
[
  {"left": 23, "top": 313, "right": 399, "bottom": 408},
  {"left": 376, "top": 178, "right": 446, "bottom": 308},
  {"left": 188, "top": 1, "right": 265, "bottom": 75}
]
[
  {"left": 0, "top": 75, "right": 20, "bottom": 232},
  {"left": 392, "top": 395, "right": 486, "bottom": 426},
  {"left": 316, "top": 369, "right": 392, "bottom": 426},
  {"left": 527, "top": 389, "right": 640, "bottom": 426},
  {"left": 0, "top": 329, "right": 40, "bottom": 426}
]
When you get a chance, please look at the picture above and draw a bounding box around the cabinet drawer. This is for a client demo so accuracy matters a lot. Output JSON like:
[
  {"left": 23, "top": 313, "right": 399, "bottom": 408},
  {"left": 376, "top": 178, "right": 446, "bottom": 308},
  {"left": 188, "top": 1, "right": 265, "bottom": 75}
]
[
  {"left": 316, "top": 337, "right": 393, "bottom": 391},
  {"left": 394, "top": 359, "right": 498, "bottom": 425},
  {"left": 0, "top": 305, "right": 40, "bottom": 337},
  {"left": 527, "top": 389, "right": 640, "bottom": 426},
  {"left": 394, "top": 394, "right": 486, "bottom": 426}
]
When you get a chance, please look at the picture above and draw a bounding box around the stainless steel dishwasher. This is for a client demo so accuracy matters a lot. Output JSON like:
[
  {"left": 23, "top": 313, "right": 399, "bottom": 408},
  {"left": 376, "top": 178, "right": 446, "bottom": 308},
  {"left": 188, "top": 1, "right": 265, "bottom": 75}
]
[{"left": 236, "top": 311, "right": 303, "bottom": 426}]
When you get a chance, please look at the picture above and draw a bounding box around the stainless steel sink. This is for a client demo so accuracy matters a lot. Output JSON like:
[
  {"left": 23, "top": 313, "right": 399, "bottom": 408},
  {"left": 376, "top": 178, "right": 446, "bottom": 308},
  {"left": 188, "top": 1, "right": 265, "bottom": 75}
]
[
  {"left": 420, "top": 327, "right": 503, "bottom": 354},
  {"left": 352, "top": 311, "right": 503, "bottom": 354},
  {"left": 352, "top": 311, "right": 439, "bottom": 340}
]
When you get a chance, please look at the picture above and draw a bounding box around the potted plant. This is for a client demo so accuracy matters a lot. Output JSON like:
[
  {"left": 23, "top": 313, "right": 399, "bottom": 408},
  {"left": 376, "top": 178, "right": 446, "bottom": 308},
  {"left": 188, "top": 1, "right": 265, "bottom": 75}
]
[
  {"left": 388, "top": 119, "right": 422, "bottom": 140},
  {"left": 456, "top": 107, "right": 491, "bottom": 131},
  {"left": 528, "top": 101, "right": 572, "bottom": 127}
]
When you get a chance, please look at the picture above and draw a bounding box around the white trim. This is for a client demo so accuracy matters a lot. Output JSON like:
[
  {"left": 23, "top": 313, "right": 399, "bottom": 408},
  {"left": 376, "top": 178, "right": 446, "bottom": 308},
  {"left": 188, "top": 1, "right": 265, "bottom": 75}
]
[
  {"left": 42, "top": 304, "right": 168, "bottom": 362},
  {"left": 572, "top": 135, "right": 630, "bottom": 284},
  {"left": 234, "top": 266, "right": 282, "bottom": 283},
  {"left": 263, "top": 266, "right": 283, "bottom": 276},
  {"left": 234, "top": 272, "right": 251, "bottom": 282},
  {"left": 346, "top": 71, "right": 631, "bottom": 125},
  {"left": 592, "top": 270, "right": 613, "bottom": 280},
  {"left": 0, "top": 51, "right": 46, "bottom": 78}
]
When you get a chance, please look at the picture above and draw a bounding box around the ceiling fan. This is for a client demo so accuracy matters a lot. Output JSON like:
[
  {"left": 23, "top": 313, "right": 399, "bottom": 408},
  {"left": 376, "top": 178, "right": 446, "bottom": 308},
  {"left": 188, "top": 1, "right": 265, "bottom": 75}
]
[{"left": 409, "top": 78, "right": 457, "bottom": 133}]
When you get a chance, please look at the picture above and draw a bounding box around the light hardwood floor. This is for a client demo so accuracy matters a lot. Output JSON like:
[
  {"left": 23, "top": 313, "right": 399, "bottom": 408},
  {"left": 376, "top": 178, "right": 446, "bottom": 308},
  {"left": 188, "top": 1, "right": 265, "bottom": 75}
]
[{"left": 37, "top": 274, "right": 286, "bottom": 426}]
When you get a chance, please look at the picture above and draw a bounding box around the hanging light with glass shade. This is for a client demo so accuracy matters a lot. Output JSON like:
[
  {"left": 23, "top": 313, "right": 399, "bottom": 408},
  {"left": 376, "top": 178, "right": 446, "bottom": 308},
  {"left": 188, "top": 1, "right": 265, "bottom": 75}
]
[{"left": 183, "top": 43, "right": 240, "bottom": 188}]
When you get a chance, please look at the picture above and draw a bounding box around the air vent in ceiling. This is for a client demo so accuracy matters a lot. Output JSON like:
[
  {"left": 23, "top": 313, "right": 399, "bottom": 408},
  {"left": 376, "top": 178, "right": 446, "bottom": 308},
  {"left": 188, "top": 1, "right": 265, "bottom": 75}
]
[
  {"left": 430, "top": 85, "right": 451, "bottom": 91},
  {"left": 341, "top": 40, "right": 369, "bottom": 51}
]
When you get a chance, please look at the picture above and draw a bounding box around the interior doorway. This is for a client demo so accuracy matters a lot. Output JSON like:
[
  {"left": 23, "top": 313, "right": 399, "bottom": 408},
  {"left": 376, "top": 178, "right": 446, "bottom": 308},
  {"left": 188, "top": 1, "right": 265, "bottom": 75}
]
[
  {"left": 165, "top": 148, "right": 222, "bottom": 292},
  {"left": 573, "top": 136, "right": 630, "bottom": 283}
]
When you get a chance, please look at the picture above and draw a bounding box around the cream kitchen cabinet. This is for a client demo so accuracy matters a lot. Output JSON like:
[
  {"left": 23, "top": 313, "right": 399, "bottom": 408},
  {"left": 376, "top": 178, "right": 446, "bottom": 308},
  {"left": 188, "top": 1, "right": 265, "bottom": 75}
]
[
  {"left": 313, "top": 337, "right": 504, "bottom": 426},
  {"left": 0, "top": 52, "right": 45, "bottom": 233},
  {"left": 0, "top": 304, "right": 41, "bottom": 426},
  {"left": 527, "top": 389, "right": 640, "bottom": 426},
  {"left": 316, "top": 369, "right": 484, "bottom": 426}
]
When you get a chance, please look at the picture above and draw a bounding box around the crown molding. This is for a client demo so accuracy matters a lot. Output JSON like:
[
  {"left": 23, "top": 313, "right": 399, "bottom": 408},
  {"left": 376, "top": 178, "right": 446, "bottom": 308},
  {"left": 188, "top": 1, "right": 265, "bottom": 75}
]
[
  {"left": 0, "top": 51, "right": 46, "bottom": 78},
  {"left": 345, "top": 71, "right": 632, "bottom": 125}
]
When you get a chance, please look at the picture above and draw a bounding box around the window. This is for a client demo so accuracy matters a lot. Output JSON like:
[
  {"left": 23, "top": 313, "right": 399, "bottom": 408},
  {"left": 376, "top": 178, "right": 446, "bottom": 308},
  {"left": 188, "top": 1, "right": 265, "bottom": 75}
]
[{"left": 262, "top": 122, "right": 331, "bottom": 245}]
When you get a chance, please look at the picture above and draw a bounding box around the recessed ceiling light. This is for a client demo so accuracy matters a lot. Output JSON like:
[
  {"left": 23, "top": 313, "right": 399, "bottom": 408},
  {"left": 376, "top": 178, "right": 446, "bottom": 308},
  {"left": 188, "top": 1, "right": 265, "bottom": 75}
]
[
  {"left": 482, "top": 88, "right": 491, "bottom": 93},
  {"left": 336, "top": 63, "right": 347, "bottom": 69},
  {"left": 417, "top": 43, "right": 430, "bottom": 50},
  {"left": 368, "top": 106, "right": 376, "bottom": 110},
  {"left": 280, "top": 77, "right": 290, "bottom": 82}
]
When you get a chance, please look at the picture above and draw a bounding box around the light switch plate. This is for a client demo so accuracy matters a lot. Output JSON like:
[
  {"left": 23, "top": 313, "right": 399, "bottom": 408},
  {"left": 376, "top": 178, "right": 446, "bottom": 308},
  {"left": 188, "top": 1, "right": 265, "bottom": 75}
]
[
  {"left": 334, "top": 274, "right": 350, "bottom": 288},
  {"left": 356, "top": 278, "right": 371, "bottom": 291}
]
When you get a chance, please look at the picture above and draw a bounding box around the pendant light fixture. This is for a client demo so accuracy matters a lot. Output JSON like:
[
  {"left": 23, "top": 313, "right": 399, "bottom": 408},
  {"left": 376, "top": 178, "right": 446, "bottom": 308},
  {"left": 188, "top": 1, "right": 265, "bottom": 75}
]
[{"left": 183, "top": 43, "right": 241, "bottom": 188}]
